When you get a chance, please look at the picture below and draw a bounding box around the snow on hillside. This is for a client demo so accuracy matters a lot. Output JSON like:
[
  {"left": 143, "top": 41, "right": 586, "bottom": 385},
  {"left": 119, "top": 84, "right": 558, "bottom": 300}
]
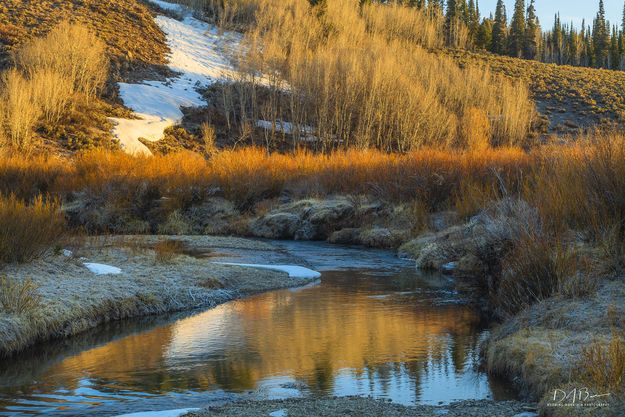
[{"left": 110, "top": 0, "right": 241, "bottom": 155}]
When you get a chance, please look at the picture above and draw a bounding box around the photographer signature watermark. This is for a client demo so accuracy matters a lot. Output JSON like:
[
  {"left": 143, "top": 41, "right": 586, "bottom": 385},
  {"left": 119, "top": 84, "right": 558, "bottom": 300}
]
[{"left": 546, "top": 387, "right": 610, "bottom": 408}]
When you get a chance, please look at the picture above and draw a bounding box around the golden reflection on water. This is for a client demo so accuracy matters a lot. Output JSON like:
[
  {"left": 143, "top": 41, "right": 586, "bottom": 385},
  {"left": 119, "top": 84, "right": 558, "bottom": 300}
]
[
  {"left": 0, "top": 268, "right": 508, "bottom": 414},
  {"left": 53, "top": 271, "right": 483, "bottom": 396}
]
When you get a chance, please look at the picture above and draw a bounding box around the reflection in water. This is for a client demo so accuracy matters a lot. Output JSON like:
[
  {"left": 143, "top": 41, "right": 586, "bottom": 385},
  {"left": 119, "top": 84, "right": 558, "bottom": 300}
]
[{"left": 0, "top": 258, "right": 515, "bottom": 416}]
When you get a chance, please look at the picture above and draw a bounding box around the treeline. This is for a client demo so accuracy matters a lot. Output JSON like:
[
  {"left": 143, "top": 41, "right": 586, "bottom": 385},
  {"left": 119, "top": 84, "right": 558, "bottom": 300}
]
[{"left": 382, "top": 0, "right": 625, "bottom": 70}]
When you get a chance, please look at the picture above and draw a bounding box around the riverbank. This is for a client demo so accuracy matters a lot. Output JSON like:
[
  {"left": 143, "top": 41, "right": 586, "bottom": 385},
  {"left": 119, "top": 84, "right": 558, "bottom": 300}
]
[
  {"left": 180, "top": 397, "right": 537, "bottom": 417},
  {"left": 0, "top": 235, "right": 319, "bottom": 357}
]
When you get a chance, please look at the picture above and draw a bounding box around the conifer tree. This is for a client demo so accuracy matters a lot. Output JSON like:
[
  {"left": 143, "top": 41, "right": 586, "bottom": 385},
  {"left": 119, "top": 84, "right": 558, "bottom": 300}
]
[
  {"left": 552, "top": 13, "right": 563, "bottom": 63},
  {"left": 445, "top": 0, "right": 458, "bottom": 44},
  {"left": 477, "top": 17, "right": 493, "bottom": 50},
  {"left": 593, "top": 0, "right": 610, "bottom": 68},
  {"left": 491, "top": 0, "right": 508, "bottom": 54},
  {"left": 610, "top": 25, "right": 620, "bottom": 69},
  {"left": 524, "top": 0, "right": 539, "bottom": 59},
  {"left": 509, "top": 0, "right": 526, "bottom": 57}
]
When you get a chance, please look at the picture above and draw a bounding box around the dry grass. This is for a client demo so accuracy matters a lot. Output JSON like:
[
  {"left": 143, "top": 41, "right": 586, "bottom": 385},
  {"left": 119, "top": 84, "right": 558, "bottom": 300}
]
[
  {"left": 497, "top": 235, "right": 581, "bottom": 316},
  {"left": 0, "top": 275, "right": 41, "bottom": 315},
  {"left": 0, "top": 236, "right": 309, "bottom": 357},
  {"left": 446, "top": 48, "right": 625, "bottom": 129},
  {"left": 528, "top": 134, "right": 625, "bottom": 271},
  {"left": 0, "top": 194, "right": 65, "bottom": 264},
  {"left": 579, "top": 335, "right": 625, "bottom": 395},
  {"left": 154, "top": 239, "right": 184, "bottom": 263}
]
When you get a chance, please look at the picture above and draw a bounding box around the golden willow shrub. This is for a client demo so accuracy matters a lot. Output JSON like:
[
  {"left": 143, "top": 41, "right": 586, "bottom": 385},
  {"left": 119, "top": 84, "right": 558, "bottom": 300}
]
[
  {"left": 0, "top": 22, "right": 109, "bottom": 151},
  {"left": 0, "top": 194, "right": 65, "bottom": 264},
  {"left": 227, "top": 0, "right": 535, "bottom": 151},
  {"left": 0, "top": 70, "right": 41, "bottom": 152},
  {"left": 14, "top": 21, "right": 109, "bottom": 101}
]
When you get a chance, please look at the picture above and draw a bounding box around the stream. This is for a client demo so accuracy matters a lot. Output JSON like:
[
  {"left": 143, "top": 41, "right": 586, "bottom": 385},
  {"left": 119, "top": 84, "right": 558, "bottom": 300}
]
[{"left": 0, "top": 242, "right": 516, "bottom": 416}]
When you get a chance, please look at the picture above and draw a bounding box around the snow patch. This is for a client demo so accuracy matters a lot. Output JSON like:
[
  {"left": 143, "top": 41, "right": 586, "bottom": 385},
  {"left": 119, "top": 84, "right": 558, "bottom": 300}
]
[
  {"left": 84, "top": 263, "right": 122, "bottom": 275},
  {"left": 256, "top": 120, "right": 318, "bottom": 142},
  {"left": 213, "top": 262, "right": 321, "bottom": 279},
  {"left": 113, "top": 409, "right": 200, "bottom": 417},
  {"left": 269, "top": 410, "right": 288, "bottom": 417},
  {"left": 112, "top": 1, "right": 241, "bottom": 154},
  {"left": 147, "top": 0, "right": 184, "bottom": 13}
]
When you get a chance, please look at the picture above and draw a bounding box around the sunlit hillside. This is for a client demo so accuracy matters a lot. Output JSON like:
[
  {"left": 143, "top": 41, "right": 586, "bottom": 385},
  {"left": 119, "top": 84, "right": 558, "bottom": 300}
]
[{"left": 1, "top": 1, "right": 625, "bottom": 416}]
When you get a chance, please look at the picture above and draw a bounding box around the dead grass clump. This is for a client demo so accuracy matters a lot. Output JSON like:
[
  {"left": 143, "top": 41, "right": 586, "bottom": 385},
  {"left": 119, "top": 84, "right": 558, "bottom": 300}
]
[
  {"left": 531, "top": 135, "right": 625, "bottom": 271},
  {"left": 0, "top": 275, "right": 41, "bottom": 315},
  {"left": 158, "top": 211, "right": 192, "bottom": 235},
  {"left": 0, "top": 194, "right": 65, "bottom": 263},
  {"left": 200, "top": 276, "right": 225, "bottom": 289},
  {"left": 497, "top": 236, "right": 577, "bottom": 317},
  {"left": 579, "top": 335, "right": 625, "bottom": 395},
  {"left": 154, "top": 239, "right": 185, "bottom": 263}
]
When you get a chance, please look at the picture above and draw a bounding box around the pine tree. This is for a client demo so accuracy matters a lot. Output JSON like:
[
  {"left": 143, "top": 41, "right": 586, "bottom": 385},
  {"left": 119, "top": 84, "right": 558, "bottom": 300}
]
[
  {"left": 552, "top": 13, "right": 563, "bottom": 63},
  {"left": 610, "top": 25, "right": 620, "bottom": 69},
  {"left": 445, "top": 0, "right": 458, "bottom": 45},
  {"left": 491, "top": 0, "right": 508, "bottom": 54},
  {"left": 593, "top": 0, "right": 610, "bottom": 68},
  {"left": 477, "top": 17, "right": 493, "bottom": 50},
  {"left": 466, "top": 0, "right": 481, "bottom": 43},
  {"left": 509, "top": 0, "right": 526, "bottom": 57},
  {"left": 524, "top": 0, "right": 539, "bottom": 59}
]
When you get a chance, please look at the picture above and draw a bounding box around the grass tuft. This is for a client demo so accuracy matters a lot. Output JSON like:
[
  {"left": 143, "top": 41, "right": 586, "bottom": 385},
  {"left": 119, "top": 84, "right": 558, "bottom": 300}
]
[
  {"left": 154, "top": 239, "right": 184, "bottom": 263},
  {"left": 579, "top": 335, "right": 625, "bottom": 395},
  {"left": 0, "top": 275, "right": 41, "bottom": 315}
]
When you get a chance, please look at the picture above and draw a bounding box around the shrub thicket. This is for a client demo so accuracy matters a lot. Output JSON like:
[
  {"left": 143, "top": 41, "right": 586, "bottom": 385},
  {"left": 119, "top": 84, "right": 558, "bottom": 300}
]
[
  {"left": 0, "top": 22, "right": 109, "bottom": 152},
  {"left": 0, "top": 194, "right": 65, "bottom": 263}
]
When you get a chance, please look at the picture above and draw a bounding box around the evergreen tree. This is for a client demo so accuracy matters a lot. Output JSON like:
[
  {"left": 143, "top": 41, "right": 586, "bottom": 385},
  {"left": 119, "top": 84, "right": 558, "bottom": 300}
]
[
  {"left": 476, "top": 17, "right": 493, "bottom": 50},
  {"left": 445, "top": 0, "right": 458, "bottom": 45},
  {"left": 552, "top": 13, "right": 563, "bottom": 63},
  {"left": 509, "top": 0, "right": 526, "bottom": 57},
  {"left": 593, "top": 0, "right": 610, "bottom": 68},
  {"left": 491, "top": 0, "right": 508, "bottom": 54},
  {"left": 464, "top": 0, "right": 481, "bottom": 43},
  {"left": 610, "top": 25, "right": 620, "bottom": 69},
  {"left": 524, "top": 0, "right": 539, "bottom": 59}
]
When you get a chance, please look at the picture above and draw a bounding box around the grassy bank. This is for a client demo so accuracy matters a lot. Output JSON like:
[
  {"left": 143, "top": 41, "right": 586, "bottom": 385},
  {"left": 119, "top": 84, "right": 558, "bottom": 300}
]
[{"left": 0, "top": 235, "right": 316, "bottom": 357}]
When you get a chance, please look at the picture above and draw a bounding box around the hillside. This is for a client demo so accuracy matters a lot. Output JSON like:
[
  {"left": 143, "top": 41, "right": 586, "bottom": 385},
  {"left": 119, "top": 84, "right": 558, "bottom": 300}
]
[
  {"left": 0, "top": 0, "right": 168, "bottom": 78},
  {"left": 445, "top": 48, "right": 625, "bottom": 134},
  {"left": 0, "top": 0, "right": 173, "bottom": 153}
]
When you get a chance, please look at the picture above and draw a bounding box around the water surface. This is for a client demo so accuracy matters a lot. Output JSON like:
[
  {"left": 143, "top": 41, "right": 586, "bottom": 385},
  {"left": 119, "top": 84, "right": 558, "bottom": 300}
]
[{"left": 0, "top": 242, "right": 515, "bottom": 416}]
